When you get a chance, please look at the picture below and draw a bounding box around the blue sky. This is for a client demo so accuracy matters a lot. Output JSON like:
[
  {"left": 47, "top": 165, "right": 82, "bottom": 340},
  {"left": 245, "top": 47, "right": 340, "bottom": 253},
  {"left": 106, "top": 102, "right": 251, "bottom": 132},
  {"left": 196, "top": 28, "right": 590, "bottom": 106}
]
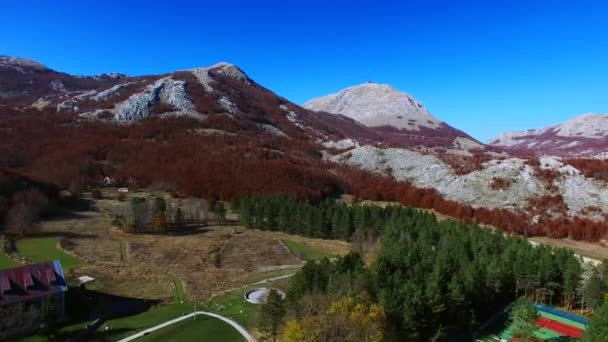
[{"left": 1, "top": 0, "right": 608, "bottom": 141}]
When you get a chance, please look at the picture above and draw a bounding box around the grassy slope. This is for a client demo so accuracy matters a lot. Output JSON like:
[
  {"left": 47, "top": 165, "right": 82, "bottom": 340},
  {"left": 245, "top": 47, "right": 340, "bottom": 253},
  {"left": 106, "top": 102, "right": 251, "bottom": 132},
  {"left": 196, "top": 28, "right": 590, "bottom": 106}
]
[
  {"left": 17, "top": 237, "right": 80, "bottom": 271},
  {"left": 283, "top": 239, "right": 334, "bottom": 261},
  {"left": 137, "top": 315, "right": 244, "bottom": 342}
]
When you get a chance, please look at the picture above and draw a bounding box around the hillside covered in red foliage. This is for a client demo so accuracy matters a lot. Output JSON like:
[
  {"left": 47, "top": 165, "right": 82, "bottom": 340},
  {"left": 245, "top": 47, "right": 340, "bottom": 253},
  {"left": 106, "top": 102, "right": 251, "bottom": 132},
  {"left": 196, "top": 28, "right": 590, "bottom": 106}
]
[{"left": 1, "top": 56, "right": 608, "bottom": 243}]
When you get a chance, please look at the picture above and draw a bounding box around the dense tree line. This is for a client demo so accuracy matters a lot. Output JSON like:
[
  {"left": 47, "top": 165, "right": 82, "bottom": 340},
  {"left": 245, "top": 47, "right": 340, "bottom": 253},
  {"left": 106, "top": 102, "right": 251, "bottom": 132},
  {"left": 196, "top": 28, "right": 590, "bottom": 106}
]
[
  {"left": 113, "top": 196, "right": 224, "bottom": 234},
  {"left": 233, "top": 195, "right": 390, "bottom": 241},
  {"left": 236, "top": 196, "right": 601, "bottom": 340},
  {"left": 372, "top": 210, "right": 583, "bottom": 339}
]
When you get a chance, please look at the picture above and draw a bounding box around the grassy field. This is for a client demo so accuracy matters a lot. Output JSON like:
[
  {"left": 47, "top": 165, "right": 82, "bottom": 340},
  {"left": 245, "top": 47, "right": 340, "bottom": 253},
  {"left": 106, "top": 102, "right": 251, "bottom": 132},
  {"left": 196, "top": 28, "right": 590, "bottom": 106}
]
[
  {"left": 16, "top": 237, "right": 80, "bottom": 271},
  {"left": 0, "top": 252, "right": 20, "bottom": 269},
  {"left": 138, "top": 315, "right": 244, "bottom": 342},
  {"left": 208, "top": 288, "right": 258, "bottom": 329},
  {"left": 24, "top": 302, "right": 196, "bottom": 341},
  {"left": 88, "top": 291, "right": 254, "bottom": 340},
  {"left": 283, "top": 239, "right": 334, "bottom": 261}
]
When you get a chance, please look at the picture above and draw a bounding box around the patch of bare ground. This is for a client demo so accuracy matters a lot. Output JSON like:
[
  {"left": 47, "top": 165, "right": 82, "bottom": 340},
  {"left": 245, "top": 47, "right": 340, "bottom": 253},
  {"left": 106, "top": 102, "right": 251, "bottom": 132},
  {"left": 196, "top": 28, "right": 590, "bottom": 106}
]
[
  {"left": 36, "top": 210, "right": 175, "bottom": 300},
  {"left": 118, "top": 225, "right": 242, "bottom": 301},
  {"left": 76, "top": 263, "right": 173, "bottom": 300},
  {"left": 219, "top": 230, "right": 300, "bottom": 270},
  {"left": 529, "top": 236, "right": 608, "bottom": 261},
  {"left": 38, "top": 211, "right": 121, "bottom": 263}
]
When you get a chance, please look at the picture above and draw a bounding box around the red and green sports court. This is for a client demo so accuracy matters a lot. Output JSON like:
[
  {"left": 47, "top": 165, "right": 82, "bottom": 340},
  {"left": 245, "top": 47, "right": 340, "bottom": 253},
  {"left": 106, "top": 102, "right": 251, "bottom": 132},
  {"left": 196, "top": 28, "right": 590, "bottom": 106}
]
[{"left": 500, "top": 305, "right": 588, "bottom": 341}]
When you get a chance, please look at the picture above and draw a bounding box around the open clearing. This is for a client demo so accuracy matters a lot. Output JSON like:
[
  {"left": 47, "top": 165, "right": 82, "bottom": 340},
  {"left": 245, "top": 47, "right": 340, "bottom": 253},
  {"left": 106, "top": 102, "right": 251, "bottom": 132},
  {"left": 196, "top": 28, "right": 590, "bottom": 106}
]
[
  {"left": 282, "top": 240, "right": 335, "bottom": 260},
  {"left": 530, "top": 236, "right": 608, "bottom": 261},
  {"left": 16, "top": 188, "right": 348, "bottom": 341},
  {"left": 219, "top": 231, "right": 300, "bottom": 270},
  {"left": 17, "top": 237, "right": 80, "bottom": 271}
]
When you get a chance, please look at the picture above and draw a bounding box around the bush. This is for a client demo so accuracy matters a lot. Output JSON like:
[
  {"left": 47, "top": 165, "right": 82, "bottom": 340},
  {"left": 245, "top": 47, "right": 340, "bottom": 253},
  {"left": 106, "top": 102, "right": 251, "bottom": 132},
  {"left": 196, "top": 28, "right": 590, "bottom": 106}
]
[{"left": 110, "top": 215, "right": 122, "bottom": 227}]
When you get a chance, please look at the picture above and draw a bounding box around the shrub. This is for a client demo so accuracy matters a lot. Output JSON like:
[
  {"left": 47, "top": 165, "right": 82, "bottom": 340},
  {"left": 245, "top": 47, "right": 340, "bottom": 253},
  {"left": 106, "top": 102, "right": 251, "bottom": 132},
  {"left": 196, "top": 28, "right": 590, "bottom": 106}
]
[
  {"left": 91, "top": 189, "right": 102, "bottom": 199},
  {"left": 490, "top": 177, "right": 512, "bottom": 190}
]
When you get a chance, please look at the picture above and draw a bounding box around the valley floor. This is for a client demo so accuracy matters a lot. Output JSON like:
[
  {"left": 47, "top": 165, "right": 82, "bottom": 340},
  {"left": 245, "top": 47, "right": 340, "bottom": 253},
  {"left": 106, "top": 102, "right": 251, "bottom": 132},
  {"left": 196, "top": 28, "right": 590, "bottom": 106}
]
[{"left": 3, "top": 188, "right": 349, "bottom": 341}]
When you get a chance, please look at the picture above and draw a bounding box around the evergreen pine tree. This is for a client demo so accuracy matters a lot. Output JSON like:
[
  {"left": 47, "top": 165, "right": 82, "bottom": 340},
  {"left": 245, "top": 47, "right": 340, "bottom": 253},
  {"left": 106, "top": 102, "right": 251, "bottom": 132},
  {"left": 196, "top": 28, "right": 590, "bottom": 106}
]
[
  {"left": 509, "top": 296, "right": 539, "bottom": 342},
  {"left": 584, "top": 269, "right": 606, "bottom": 312},
  {"left": 583, "top": 301, "right": 608, "bottom": 342},
  {"left": 259, "top": 289, "right": 286, "bottom": 342}
]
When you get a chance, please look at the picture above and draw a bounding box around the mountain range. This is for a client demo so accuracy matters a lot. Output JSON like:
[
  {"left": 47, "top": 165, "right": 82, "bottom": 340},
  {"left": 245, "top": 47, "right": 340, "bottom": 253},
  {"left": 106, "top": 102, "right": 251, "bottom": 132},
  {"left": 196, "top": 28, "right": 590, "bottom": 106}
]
[{"left": 2, "top": 55, "right": 608, "bottom": 240}]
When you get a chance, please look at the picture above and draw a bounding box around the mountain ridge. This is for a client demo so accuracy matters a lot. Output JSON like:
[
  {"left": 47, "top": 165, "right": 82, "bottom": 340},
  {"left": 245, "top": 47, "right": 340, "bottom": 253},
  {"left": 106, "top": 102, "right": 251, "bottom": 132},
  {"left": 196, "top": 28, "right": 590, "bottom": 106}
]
[{"left": 489, "top": 113, "right": 608, "bottom": 157}]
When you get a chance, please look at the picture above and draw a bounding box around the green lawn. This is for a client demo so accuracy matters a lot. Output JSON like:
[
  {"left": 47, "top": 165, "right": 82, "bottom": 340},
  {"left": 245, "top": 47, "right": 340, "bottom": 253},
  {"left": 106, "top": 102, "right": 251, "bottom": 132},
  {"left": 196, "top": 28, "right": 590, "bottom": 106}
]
[
  {"left": 0, "top": 252, "right": 20, "bottom": 269},
  {"left": 26, "top": 278, "right": 290, "bottom": 341},
  {"left": 137, "top": 315, "right": 244, "bottom": 342},
  {"left": 106, "top": 279, "right": 290, "bottom": 340},
  {"left": 105, "top": 302, "right": 195, "bottom": 340},
  {"left": 283, "top": 240, "right": 333, "bottom": 261},
  {"left": 16, "top": 237, "right": 80, "bottom": 271},
  {"left": 102, "top": 294, "right": 251, "bottom": 341},
  {"left": 209, "top": 289, "right": 258, "bottom": 329}
]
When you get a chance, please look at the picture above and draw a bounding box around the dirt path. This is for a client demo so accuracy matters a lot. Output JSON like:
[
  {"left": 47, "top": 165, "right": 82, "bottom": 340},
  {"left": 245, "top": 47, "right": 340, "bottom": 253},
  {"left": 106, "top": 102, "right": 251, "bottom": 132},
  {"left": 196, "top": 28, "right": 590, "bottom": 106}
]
[{"left": 207, "top": 272, "right": 297, "bottom": 302}]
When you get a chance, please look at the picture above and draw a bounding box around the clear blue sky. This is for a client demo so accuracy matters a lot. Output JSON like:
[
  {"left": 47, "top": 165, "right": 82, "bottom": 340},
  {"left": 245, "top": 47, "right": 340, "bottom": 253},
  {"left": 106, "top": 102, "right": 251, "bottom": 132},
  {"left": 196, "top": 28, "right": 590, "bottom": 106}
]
[{"left": 2, "top": 0, "right": 608, "bottom": 142}]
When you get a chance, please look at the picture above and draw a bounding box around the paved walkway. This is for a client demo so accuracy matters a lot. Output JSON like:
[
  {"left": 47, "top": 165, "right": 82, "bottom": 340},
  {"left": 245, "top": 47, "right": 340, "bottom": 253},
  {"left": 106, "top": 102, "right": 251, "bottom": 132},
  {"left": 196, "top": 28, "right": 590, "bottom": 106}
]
[{"left": 117, "top": 311, "right": 256, "bottom": 342}]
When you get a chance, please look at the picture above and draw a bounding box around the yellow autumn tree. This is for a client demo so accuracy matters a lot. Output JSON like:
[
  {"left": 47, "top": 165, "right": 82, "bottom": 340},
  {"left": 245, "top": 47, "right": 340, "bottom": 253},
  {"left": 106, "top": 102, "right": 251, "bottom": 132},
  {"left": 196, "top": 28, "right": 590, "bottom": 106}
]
[
  {"left": 327, "top": 297, "right": 385, "bottom": 342},
  {"left": 283, "top": 320, "right": 305, "bottom": 342},
  {"left": 153, "top": 211, "right": 168, "bottom": 233},
  {"left": 282, "top": 296, "right": 385, "bottom": 342}
]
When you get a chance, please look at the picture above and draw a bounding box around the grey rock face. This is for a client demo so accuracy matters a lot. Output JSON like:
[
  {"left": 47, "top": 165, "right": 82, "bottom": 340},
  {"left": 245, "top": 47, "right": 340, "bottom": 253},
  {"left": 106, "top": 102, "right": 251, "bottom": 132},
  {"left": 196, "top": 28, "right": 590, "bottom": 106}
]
[
  {"left": 92, "top": 83, "right": 130, "bottom": 101},
  {"left": 304, "top": 83, "right": 442, "bottom": 130},
  {"left": 331, "top": 146, "right": 544, "bottom": 210},
  {"left": 49, "top": 80, "right": 66, "bottom": 92},
  {"left": 330, "top": 145, "right": 608, "bottom": 219},
  {"left": 113, "top": 77, "right": 196, "bottom": 121}
]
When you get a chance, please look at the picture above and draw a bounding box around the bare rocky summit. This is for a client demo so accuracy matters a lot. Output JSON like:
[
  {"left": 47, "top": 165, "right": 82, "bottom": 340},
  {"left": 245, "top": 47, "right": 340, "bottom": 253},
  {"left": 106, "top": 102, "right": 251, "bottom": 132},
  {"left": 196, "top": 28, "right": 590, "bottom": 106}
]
[
  {"left": 0, "top": 55, "right": 49, "bottom": 73},
  {"left": 305, "top": 82, "right": 441, "bottom": 130}
]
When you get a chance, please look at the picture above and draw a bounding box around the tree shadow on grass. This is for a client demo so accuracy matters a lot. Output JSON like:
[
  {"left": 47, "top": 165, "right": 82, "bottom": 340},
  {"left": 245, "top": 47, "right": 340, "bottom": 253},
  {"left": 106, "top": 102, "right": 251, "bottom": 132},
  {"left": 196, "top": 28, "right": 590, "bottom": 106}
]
[
  {"left": 61, "top": 286, "right": 162, "bottom": 341},
  {"left": 44, "top": 208, "right": 97, "bottom": 221},
  {"left": 28, "top": 231, "right": 98, "bottom": 239}
]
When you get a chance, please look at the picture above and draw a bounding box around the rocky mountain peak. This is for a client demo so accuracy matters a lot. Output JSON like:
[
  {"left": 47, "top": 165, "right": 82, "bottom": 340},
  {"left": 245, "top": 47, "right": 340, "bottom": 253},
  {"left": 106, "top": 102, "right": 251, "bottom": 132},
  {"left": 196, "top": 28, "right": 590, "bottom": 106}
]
[
  {"left": 208, "top": 62, "right": 251, "bottom": 83},
  {"left": 0, "top": 55, "right": 49, "bottom": 73},
  {"left": 304, "top": 82, "right": 442, "bottom": 130},
  {"left": 188, "top": 62, "right": 252, "bottom": 94}
]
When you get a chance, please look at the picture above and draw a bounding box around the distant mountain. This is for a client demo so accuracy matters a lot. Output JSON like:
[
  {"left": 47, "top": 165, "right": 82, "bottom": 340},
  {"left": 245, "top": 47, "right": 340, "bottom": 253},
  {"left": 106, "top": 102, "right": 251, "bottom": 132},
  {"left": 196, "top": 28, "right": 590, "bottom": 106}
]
[
  {"left": 305, "top": 83, "right": 440, "bottom": 130},
  {"left": 304, "top": 82, "right": 482, "bottom": 149},
  {"left": 6, "top": 55, "right": 608, "bottom": 230},
  {"left": 0, "top": 56, "right": 384, "bottom": 145},
  {"left": 489, "top": 113, "right": 608, "bottom": 157},
  {"left": 1, "top": 56, "right": 483, "bottom": 151}
]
